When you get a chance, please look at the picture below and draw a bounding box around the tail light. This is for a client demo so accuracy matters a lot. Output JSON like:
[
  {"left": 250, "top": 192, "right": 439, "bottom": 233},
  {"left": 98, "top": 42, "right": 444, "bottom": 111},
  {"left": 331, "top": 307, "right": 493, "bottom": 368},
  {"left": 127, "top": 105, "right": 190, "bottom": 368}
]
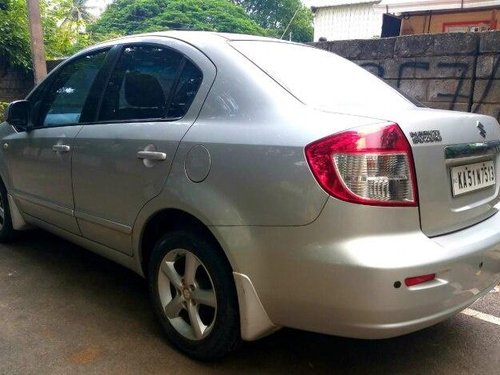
[{"left": 305, "top": 123, "right": 418, "bottom": 206}]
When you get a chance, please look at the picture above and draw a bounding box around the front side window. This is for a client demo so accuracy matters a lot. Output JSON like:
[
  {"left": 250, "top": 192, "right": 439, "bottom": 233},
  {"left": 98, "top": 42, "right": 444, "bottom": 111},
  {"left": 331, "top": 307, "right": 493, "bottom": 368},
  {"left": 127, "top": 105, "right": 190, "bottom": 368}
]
[
  {"left": 37, "top": 50, "right": 108, "bottom": 127},
  {"left": 99, "top": 45, "right": 201, "bottom": 122}
]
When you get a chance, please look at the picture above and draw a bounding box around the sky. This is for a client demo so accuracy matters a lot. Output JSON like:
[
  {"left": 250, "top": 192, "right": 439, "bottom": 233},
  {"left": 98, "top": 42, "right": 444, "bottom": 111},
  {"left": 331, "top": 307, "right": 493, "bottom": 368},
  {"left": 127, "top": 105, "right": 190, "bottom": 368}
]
[{"left": 86, "top": 0, "right": 114, "bottom": 16}]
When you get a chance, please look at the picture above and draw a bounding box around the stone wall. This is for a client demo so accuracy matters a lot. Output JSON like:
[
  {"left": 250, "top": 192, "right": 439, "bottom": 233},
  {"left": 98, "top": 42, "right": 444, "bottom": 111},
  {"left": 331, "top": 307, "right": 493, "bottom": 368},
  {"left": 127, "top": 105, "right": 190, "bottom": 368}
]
[
  {"left": 0, "top": 58, "right": 62, "bottom": 104},
  {"left": 1, "top": 34, "right": 500, "bottom": 122},
  {"left": 0, "top": 57, "right": 34, "bottom": 104},
  {"left": 314, "top": 31, "right": 500, "bottom": 121}
]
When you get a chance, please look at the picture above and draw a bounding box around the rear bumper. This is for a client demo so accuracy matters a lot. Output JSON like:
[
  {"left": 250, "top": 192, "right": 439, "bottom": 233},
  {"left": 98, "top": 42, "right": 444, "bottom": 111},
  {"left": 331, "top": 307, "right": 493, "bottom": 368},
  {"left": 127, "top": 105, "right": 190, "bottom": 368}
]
[{"left": 216, "top": 199, "right": 500, "bottom": 340}]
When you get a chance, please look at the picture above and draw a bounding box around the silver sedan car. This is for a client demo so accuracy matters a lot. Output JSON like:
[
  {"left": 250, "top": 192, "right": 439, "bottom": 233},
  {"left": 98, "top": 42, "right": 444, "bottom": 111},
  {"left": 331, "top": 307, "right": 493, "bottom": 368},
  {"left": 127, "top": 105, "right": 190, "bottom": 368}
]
[{"left": 1, "top": 32, "right": 500, "bottom": 360}]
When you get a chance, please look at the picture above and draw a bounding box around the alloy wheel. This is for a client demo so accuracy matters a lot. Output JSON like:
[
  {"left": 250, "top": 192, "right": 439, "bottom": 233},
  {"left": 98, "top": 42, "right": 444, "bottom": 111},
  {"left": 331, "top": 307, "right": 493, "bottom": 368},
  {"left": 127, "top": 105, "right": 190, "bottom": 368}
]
[{"left": 157, "top": 249, "right": 217, "bottom": 341}]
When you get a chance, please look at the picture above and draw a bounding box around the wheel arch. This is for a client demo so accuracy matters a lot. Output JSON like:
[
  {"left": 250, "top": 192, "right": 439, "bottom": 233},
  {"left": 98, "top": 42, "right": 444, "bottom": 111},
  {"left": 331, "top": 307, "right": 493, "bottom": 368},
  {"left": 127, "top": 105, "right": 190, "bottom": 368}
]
[
  {"left": 138, "top": 208, "right": 236, "bottom": 278},
  {"left": 0, "top": 169, "right": 9, "bottom": 190}
]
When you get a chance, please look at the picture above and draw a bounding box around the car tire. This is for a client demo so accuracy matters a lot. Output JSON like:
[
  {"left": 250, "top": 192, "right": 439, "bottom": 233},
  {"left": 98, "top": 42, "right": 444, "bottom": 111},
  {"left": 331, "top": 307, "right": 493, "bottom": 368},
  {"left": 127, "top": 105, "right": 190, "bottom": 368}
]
[
  {"left": 0, "top": 182, "right": 14, "bottom": 243},
  {"left": 148, "top": 229, "right": 241, "bottom": 360}
]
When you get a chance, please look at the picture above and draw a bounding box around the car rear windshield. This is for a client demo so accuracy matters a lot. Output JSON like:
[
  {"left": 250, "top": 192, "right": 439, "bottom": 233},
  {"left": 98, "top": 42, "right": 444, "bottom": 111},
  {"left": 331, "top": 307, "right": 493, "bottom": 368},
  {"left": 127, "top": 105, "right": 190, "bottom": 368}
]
[{"left": 230, "top": 41, "right": 415, "bottom": 113}]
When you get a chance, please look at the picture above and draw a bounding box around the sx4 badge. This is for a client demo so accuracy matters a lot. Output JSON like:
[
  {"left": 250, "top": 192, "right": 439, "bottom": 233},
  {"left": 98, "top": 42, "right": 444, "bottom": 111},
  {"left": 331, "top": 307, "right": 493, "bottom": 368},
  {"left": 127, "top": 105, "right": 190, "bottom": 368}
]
[{"left": 410, "top": 130, "right": 442, "bottom": 144}]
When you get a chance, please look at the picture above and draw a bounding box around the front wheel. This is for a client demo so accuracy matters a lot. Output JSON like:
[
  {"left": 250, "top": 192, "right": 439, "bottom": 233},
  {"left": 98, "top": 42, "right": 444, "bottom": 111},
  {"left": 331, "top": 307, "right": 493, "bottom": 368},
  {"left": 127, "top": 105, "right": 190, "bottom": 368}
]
[
  {"left": 148, "top": 230, "right": 241, "bottom": 360},
  {"left": 0, "top": 183, "right": 14, "bottom": 243}
]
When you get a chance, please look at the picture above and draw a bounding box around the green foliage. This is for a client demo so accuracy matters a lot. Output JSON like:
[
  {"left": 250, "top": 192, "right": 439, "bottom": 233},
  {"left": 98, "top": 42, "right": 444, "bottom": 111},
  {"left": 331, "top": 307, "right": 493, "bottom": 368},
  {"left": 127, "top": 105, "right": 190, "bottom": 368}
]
[
  {"left": 90, "top": 0, "right": 266, "bottom": 37},
  {"left": 45, "top": 0, "right": 97, "bottom": 57},
  {"left": 0, "top": 0, "right": 312, "bottom": 73},
  {"left": 0, "top": 0, "right": 96, "bottom": 71},
  {"left": 0, "top": 102, "right": 9, "bottom": 122},
  {"left": 0, "top": 0, "right": 32, "bottom": 70},
  {"left": 90, "top": 0, "right": 163, "bottom": 35},
  {"left": 57, "top": 0, "right": 95, "bottom": 26},
  {"left": 233, "top": 0, "right": 313, "bottom": 42}
]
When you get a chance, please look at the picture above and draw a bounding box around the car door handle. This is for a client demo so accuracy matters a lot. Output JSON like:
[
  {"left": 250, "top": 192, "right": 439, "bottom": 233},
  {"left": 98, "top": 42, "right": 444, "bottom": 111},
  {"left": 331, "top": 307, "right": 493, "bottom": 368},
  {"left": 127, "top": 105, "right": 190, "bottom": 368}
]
[
  {"left": 52, "top": 144, "right": 71, "bottom": 153},
  {"left": 137, "top": 151, "right": 167, "bottom": 161}
]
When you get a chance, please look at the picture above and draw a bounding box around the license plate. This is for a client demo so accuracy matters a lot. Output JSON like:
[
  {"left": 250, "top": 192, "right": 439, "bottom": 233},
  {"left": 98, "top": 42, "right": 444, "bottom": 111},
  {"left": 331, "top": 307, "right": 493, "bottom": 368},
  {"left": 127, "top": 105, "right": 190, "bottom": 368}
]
[{"left": 451, "top": 161, "right": 496, "bottom": 197}]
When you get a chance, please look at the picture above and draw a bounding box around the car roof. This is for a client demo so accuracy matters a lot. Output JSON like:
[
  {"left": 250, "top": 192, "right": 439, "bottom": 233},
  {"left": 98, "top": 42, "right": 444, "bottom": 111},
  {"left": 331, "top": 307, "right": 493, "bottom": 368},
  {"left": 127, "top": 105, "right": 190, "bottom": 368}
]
[
  {"left": 125, "top": 30, "right": 279, "bottom": 42},
  {"left": 89, "top": 30, "right": 293, "bottom": 52},
  {"left": 68, "top": 30, "right": 302, "bottom": 64}
]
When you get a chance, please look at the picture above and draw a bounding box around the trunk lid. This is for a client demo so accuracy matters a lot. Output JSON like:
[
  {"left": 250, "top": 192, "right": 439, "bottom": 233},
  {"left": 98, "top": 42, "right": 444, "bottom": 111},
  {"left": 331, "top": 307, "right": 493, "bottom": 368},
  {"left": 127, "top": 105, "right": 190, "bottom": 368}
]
[{"left": 387, "top": 108, "right": 500, "bottom": 237}]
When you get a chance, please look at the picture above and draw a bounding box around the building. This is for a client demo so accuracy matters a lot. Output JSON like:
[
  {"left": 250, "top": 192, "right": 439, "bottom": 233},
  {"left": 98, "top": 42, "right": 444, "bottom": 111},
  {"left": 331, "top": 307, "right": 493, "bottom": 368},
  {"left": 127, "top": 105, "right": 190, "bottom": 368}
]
[
  {"left": 311, "top": 1, "right": 383, "bottom": 41},
  {"left": 377, "top": 0, "right": 500, "bottom": 35},
  {"left": 311, "top": 0, "right": 500, "bottom": 41}
]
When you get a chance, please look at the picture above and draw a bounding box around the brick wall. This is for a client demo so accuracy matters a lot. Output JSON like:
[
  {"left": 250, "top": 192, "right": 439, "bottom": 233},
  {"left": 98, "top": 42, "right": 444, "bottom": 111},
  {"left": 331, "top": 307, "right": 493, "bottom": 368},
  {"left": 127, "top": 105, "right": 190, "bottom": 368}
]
[{"left": 314, "top": 31, "right": 500, "bottom": 122}]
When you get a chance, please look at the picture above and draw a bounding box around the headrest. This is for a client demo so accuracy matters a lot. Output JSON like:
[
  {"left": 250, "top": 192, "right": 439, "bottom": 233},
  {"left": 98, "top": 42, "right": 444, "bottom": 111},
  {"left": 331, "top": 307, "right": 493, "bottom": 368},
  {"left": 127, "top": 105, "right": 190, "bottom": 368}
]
[{"left": 124, "top": 72, "right": 165, "bottom": 108}]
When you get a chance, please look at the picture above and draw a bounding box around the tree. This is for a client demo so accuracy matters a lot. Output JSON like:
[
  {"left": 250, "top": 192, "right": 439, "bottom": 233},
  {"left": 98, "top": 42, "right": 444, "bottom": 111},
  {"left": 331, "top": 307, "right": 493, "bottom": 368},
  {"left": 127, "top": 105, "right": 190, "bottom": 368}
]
[
  {"left": 27, "top": 0, "right": 48, "bottom": 83},
  {"left": 233, "top": 0, "right": 313, "bottom": 42},
  {"left": 89, "top": 0, "right": 266, "bottom": 37},
  {"left": 0, "top": 0, "right": 32, "bottom": 70},
  {"left": 58, "top": 0, "right": 95, "bottom": 28},
  {"left": 47, "top": 0, "right": 96, "bottom": 55},
  {"left": 0, "top": 0, "right": 97, "bottom": 71}
]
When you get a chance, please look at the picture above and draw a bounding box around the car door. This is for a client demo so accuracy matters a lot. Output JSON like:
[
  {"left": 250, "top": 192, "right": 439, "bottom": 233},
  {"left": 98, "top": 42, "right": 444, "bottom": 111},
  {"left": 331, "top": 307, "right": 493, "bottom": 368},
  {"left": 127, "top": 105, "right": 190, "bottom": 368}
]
[
  {"left": 72, "top": 38, "right": 216, "bottom": 254},
  {"left": 3, "top": 49, "right": 110, "bottom": 234}
]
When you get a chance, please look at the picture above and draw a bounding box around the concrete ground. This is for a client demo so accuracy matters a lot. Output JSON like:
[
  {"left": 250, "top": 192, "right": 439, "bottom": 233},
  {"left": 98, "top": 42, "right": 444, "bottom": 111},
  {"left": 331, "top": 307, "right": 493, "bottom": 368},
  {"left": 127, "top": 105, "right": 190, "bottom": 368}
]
[{"left": 1, "top": 230, "right": 499, "bottom": 375}]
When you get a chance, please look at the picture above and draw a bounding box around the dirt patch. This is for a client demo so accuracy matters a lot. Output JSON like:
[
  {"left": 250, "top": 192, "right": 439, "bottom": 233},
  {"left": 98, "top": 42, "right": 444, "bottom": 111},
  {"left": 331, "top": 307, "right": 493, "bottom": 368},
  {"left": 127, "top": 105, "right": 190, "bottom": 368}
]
[{"left": 69, "top": 347, "right": 100, "bottom": 365}]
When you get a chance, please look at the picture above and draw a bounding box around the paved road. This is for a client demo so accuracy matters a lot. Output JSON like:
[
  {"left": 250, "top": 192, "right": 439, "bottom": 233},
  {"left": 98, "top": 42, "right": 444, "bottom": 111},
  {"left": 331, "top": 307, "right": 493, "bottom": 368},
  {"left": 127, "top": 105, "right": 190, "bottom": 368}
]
[{"left": 1, "top": 230, "right": 499, "bottom": 374}]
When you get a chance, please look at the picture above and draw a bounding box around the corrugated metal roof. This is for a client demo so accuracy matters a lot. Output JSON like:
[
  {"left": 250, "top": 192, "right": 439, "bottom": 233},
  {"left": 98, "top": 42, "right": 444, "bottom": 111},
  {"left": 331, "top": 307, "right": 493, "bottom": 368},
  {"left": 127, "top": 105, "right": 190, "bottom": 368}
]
[
  {"left": 375, "top": 0, "right": 500, "bottom": 13},
  {"left": 313, "top": 3, "right": 383, "bottom": 39},
  {"left": 309, "top": 0, "right": 380, "bottom": 8}
]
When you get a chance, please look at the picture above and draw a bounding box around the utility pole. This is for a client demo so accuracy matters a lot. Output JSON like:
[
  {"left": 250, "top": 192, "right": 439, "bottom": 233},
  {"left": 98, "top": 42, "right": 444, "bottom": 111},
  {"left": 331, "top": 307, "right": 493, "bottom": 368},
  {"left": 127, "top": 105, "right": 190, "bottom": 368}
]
[
  {"left": 26, "top": 0, "right": 47, "bottom": 84},
  {"left": 281, "top": 6, "right": 301, "bottom": 40}
]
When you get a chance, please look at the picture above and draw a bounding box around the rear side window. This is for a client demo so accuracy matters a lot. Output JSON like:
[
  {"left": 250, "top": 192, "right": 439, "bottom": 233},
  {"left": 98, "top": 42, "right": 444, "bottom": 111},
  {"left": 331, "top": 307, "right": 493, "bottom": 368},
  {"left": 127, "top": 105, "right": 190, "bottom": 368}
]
[
  {"left": 99, "top": 45, "right": 202, "bottom": 122},
  {"left": 167, "top": 60, "right": 203, "bottom": 118}
]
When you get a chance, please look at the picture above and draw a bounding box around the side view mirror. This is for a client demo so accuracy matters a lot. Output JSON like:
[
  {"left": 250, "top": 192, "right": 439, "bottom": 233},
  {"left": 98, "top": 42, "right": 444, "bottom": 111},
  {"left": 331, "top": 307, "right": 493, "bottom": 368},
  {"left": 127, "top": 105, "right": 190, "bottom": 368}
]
[{"left": 6, "top": 100, "right": 32, "bottom": 131}]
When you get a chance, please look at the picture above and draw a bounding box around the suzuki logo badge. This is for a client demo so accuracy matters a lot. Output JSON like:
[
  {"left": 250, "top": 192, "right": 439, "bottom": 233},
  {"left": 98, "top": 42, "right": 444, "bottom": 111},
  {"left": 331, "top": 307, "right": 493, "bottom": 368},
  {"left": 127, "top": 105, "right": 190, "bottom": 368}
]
[{"left": 477, "top": 121, "right": 486, "bottom": 138}]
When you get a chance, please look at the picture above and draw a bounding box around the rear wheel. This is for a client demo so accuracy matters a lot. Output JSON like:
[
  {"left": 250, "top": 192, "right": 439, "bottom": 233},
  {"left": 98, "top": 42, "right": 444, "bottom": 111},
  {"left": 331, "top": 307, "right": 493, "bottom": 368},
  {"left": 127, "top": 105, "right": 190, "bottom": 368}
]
[
  {"left": 148, "top": 230, "right": 240, "bottom": 360},
  {"left": 0, "top": 183, "right": 14, "bottom": 243}
]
